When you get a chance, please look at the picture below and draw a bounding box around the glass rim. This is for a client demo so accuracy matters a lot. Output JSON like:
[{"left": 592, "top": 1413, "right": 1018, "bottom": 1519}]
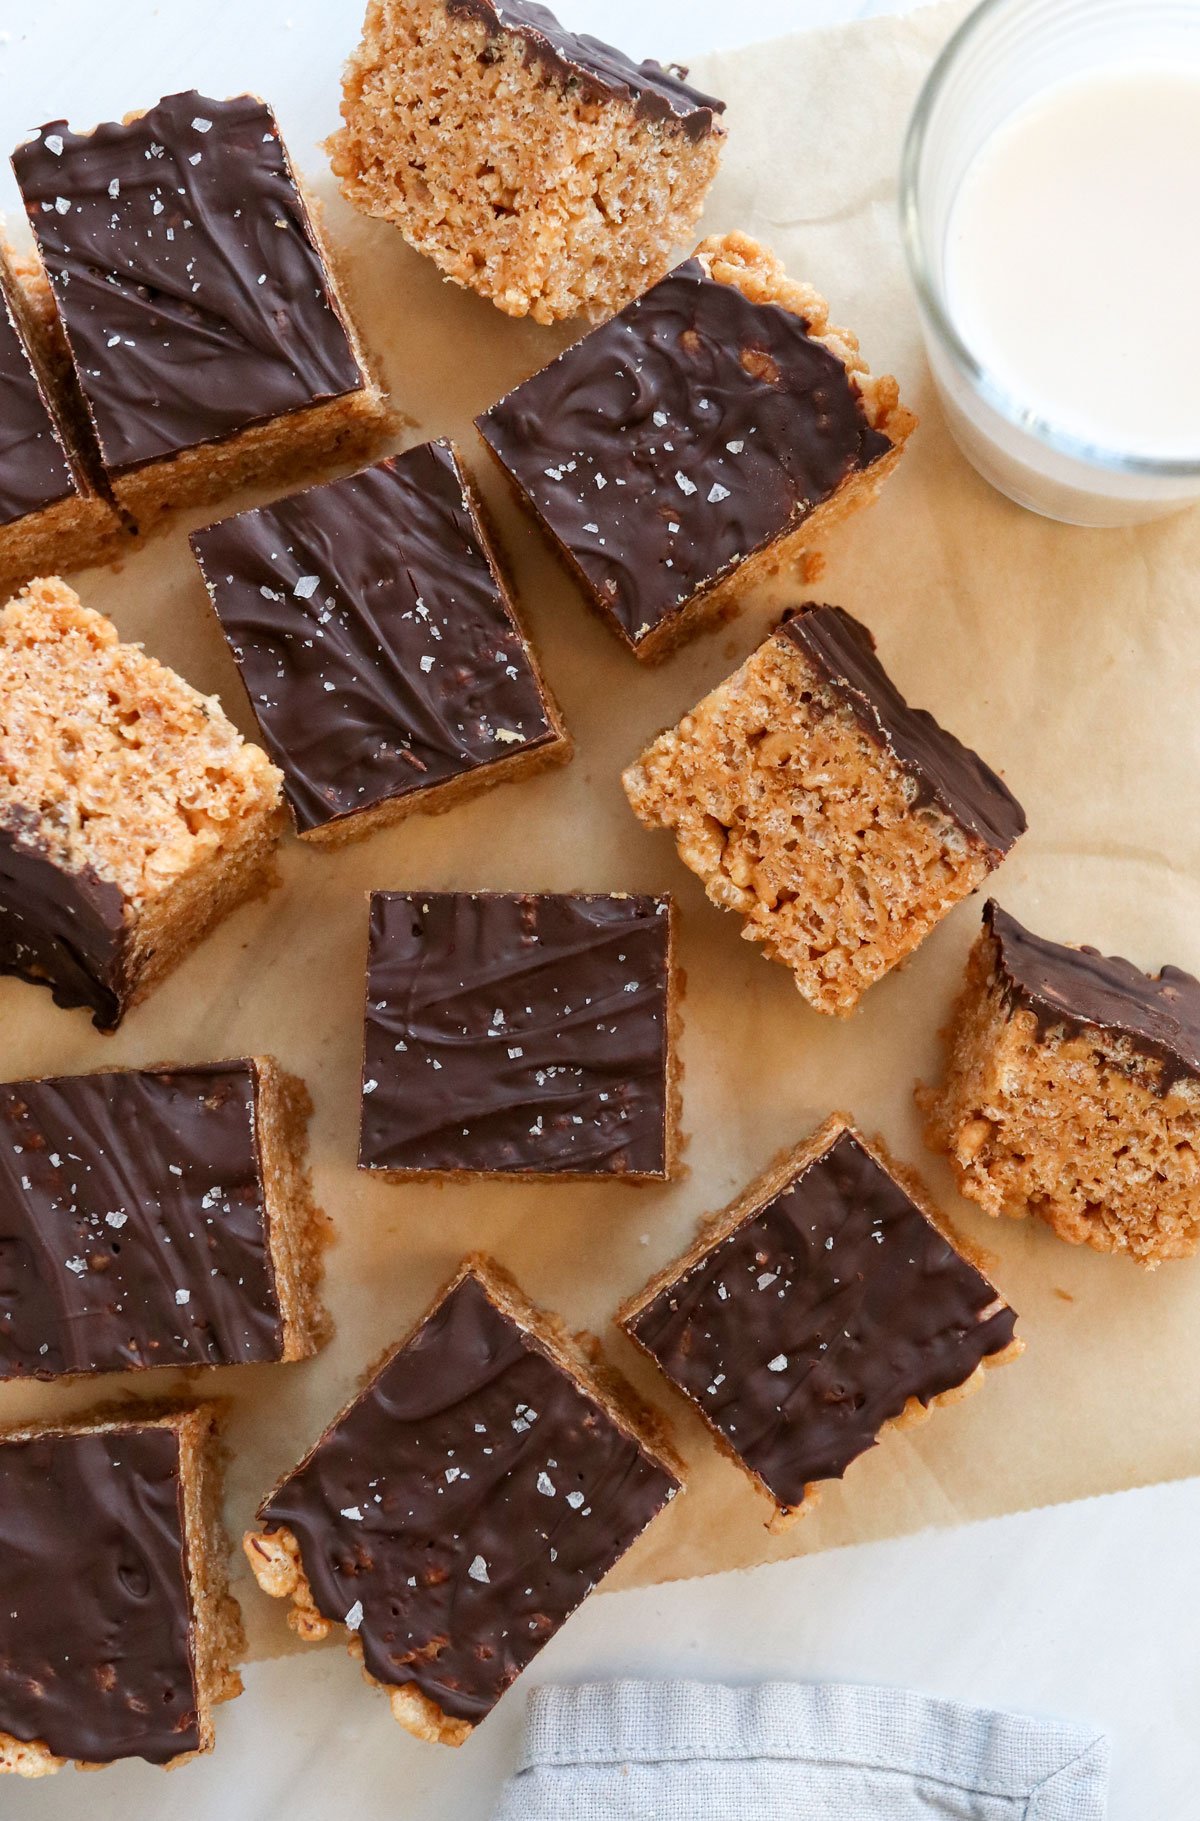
[{"left": 899, "top": 0, "right": 1200, "bottom": 482}]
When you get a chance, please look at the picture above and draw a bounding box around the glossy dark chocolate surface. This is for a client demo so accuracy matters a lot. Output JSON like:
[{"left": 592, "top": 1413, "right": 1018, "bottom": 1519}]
[
  {"left": 626, "top": 1128, "right": 1016, "bottom": 1507},
  {"left": 985, "top": 900, "right": 1200, "bottom": 1090},
  {"left": 0, "top": 1061, "right": 283, "bottom": 1378},
  {"left": 0, "top": 811, "right": 128, "bottom": 1029},
  {"left": 13, "top": 91, "right": 364, "bottom": 476},
  {"left": 190, "top": 442, "right": 558, "bottom": 834},
  {"left": 476, "top": 257, "right": 891, "bottom": 649},
  {"left": 259, "top": 1269, "right": 677, "bottom": 1724},
  {"left": 0, "top": 281, "right": 77, "bottom": 526},
  {"left": 0, "top": 1422, "right": 198, "bottom": 1764},
  {"left": 447, "top": 0, "right": 724, "bottom": 139},
  {"left": 360, "top": 892, "right": 672, "bottom": 1176},
  {"left": 782, "top": 605, "right": 1027, "bottom": 857}
]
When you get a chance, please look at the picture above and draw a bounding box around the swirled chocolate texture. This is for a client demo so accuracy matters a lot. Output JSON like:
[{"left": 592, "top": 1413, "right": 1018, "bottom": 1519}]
[
  {"left": 0, "top": 281, "right": 77, "bottom": 526},
  {"left": 0, "top": 1421, "right": 198, "bottom": 1764},
  {"left": 475, "top": 257, "right": 892, "bottom": 651},
  {"left": 782, "top": 605, "right": 1027, "bottom": 858},
  {"left": 0, "top": 810, "right": 129, "bottom": 1029},
  {"left": 360, "top": 891, "right": 673, "bottom": 1176},
  {"left": 624, "top": 1126, "right": 1017, "bottom": 1508},
  {"left": 985, "top": 900, "right": 1200, "bottom": 1092},
  {"left": 446, "top": 0, "right": 724, "bottom": 140},
  {"left": 12, "top": 91, "right": 365, "bottom": 476},
  {"left": 259, "top": 1268, "right": 678, "bottom": 1726},
  {"left": 190, "top": 442, "right": 559, "bottom": 835},
  {"left": 0, "top": 1061, "right": 283, "bottom": 1379}
]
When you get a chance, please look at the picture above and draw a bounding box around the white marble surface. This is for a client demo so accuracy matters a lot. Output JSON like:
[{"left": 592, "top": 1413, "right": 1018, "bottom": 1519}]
[{"left": 1, "top": 1, "right": 1190, "bottom": 1816}]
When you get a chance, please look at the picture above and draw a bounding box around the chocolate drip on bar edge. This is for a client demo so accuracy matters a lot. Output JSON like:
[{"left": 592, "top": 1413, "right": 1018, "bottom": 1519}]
[
  {"left": 985, "top": 900, "right": 1200, "bottom": 1090},
  {"left": 259, "top": 1270, "right": 678, "bottom": 1723},
  {"left": 627, "top": 1128, "right": 1016, "bottom": 1505},
  {"left": 0, "top": 1063, "right": 284, "bottom": 1378},
  {"left": 0, "top": 285, "right": 77, "bottom": 525},
  {"left": 0, "top": 813, "right": 127, "bottom": 1028},
  {"left": 446, "top": 0, "right": 724, "bottom": 138},
  {"left": 782, "top": 605, "right": 1027, "bottom": 856},
  {"left": 0, "top": 1424, "right": 198, "bottom": 1764}
]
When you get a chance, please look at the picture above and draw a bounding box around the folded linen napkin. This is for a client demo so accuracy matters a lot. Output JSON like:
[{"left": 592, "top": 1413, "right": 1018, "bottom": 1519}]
[{"left": 492, "top": 1680, "right": 1109, "bottom": 1820}]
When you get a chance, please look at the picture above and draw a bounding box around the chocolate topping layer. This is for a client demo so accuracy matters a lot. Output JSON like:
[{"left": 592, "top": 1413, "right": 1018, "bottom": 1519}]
[
  {"left": 13, "top": 91, "right": 365, "bottom": 476},
  {"left": 0, "top": 283, "right": 77, "bottom": 526},
  {"left": 0, "top": 1422, "right": 198, "bottom": 1764},
  {"left": 476, "top": 257, "right": 892, "bottom": 649},
  {"left": 985, "top": 900, "right": 1200, "bottom": 1090},
  {"left": 260, "top": 1269, "right": 677, "bottom": 1724},
  {"left": 0, "top": 1061, "right": 283, "bottom": 1378},
  {"left": 0, "top": 811, "right": 128, "bottom": 1029},
  {"left": 781, "top": 605, "right": 1027, "bottom": 856},
  {"left": 190, "top": 442, "right": 557, "bottom": 834},
  {"left": 626, "top": 1127, "right": 1016, "bottom": 1506},
  {"left": 446, "top": 0, "right": 724, "bottom": 140},
  {"left": 360, "top": 892, "right": 673, "bottom": 1176}
]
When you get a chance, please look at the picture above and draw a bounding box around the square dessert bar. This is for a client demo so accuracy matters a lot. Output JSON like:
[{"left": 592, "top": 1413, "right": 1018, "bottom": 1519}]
[
  {"left": 190, "top": 440, "right": 571, "bottom": 845},
  {"left": 0, "top": 1403, "right": 243, "bottom": 1775},
  {"left": 359, "top": 890, "right": 680, "bottom": 1179},
  {"left": 0, "top": 243, "right": 124, "bottom": 591},
  {"left": 12, "top": 90, "right": 389, "bottom": 530},
  {"left": 620, "top": 1115, "right": 1020, "bottom": 1530},
  {"left": 476, "top": 233, "right": 915, "bottom": 661},
  {"left": 0, "top": 1057, "right": 328, "bottom": 1379},
  {"left": 245, "top": 1256, "right": 682, "bottom": 1746},
  {"left": 922, "top": 900, "right": 1200, "bottom": 1265},
  {"left": 623, "top": 603, "right": 1026, "bottom": 1016},
  {"left": 330, "top": 0, "right": 726, "bottom": 325},
  {"left": 0, "top": 577, "right": 284, "bottom": 1030}
]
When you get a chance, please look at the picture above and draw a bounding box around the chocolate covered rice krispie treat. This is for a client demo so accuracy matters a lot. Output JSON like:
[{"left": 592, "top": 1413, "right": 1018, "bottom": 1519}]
[
  {"left": 359, "top": 890, "right": 680, "bottom": 1179},
  {"left": 0, "top": 1057, "right": 329, "bottom": 1378},
  {"left": 245, "top": 1255, "right": 682, "bottom": 1746},
  {"left": 476, "top": 234, "right": 916, "bottom": 661},
  {"left": 12, "top": 91, "right": 389, "bottom": 531},
  {"left": 330, "top": 0, "right": 726, "bottom": 325},
  {"left": 0, "top": 243, "right": 124, "bottom": 590},
  {"left": 0, "top": 1402, "right": 243, "bottom": 1774},
  {"left": 0, "top": 577, "right": 285, "bottom": 1029},
  {"left": 190, "top": 441, "right": 571, "bottom": 845},
  {"left": 620, "top": 1115, "right": 1020, "bottom": 1530},
  {"left": 922, "top": 900, "right": 1200, "bottom": 1265},
  {"left": 623, "top": 604, "right": 1026, "bottom": 1015}
]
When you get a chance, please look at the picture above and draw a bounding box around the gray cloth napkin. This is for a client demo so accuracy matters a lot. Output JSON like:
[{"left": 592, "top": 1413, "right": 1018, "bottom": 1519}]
[{"left": 492, "top": 1680, "right": 1110, "bottom": 1819}]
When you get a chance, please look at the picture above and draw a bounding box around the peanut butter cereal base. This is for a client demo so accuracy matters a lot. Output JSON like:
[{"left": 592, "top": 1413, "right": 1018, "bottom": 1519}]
[{"left": 5, "top": 1, "right": 1200, "bottom": 1665}]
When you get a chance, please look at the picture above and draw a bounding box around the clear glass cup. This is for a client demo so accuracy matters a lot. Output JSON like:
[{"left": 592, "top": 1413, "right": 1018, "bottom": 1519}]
[{"left": 900, "top": 0, "right": 1200, "bottom": 527}]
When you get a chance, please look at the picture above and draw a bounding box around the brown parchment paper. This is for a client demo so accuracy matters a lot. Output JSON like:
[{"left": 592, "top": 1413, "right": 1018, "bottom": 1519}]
[{"left": 5, "top": 0, "right": 1200, "bottom": 1663}]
